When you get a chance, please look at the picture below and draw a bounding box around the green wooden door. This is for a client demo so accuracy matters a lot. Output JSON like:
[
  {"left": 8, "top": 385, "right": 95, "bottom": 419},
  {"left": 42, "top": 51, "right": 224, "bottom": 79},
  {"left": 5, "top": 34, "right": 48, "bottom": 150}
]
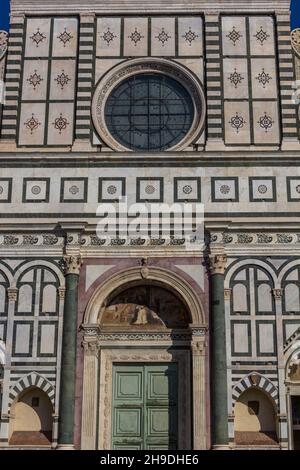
[{"left": 112, "top": 363, "right": 178, "bottom": 450}]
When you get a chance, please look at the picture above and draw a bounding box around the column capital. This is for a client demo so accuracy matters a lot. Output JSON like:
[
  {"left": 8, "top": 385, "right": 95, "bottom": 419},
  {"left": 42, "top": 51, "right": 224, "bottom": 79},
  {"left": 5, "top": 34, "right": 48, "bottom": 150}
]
[
  {"left": 209, "top": 254, "right": 227, "bottom": 275},
  {"left": 79, "top": 12, "right": 96, "bottom": 21},
  {"left": 7, "top": 287, "right": 18, "bottom": 302},
  {"left": 272, "top": 288, "right": 283, "bottom": 300},
  {"left": 63, "top": 256, "right": 82, "bottom": 275},
  {"left": 82, "top": 340, "right": 99, "bottom": 357},
  {"left": 224, "top": 288, "right": 232, "bottom": 301},
  {"left": 58, "top": 287, "right": 66, "bottom": 300}
]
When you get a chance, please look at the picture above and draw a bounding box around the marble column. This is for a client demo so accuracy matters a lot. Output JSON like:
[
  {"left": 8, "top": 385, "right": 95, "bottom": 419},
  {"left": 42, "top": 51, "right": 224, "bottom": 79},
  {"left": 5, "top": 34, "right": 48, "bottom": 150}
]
[
  {"left": 210, "top": 254, "right": 229, "bottom": 449},
  {"left": 57, "top": 256, "right": 82, "bottom": 450},
  {"left": 81, "top": 332, "right": 99, "bottom": 450},
  {"left": 191, "top": 327, "right": 207, "bottom": 450}
]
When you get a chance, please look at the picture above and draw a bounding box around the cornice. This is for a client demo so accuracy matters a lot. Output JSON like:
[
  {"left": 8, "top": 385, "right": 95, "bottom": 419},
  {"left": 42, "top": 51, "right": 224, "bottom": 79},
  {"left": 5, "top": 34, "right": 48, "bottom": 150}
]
[{"left": 10, "top": 0, "right": 290, "bottom": 14}]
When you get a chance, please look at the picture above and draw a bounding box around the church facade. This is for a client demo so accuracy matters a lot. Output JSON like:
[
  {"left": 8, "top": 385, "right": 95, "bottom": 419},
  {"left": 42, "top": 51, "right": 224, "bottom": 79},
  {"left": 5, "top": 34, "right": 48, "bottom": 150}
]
[{"left": 0, "top": 0, "right": 300, "bottom": 450}]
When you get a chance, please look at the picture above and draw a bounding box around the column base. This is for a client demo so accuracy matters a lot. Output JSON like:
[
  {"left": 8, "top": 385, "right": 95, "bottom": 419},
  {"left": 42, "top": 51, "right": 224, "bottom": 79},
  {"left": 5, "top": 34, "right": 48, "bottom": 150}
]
[
  {"left": 212, "top": 444, "right": 231, "bottom": 450},
  {"left": 56, "top": 444, "right": 76, "bottom": 450}
]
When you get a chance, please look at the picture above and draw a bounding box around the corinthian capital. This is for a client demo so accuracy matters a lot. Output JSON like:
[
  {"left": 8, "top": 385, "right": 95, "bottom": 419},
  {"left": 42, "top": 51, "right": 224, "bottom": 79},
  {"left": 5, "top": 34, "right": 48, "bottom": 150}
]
[
  {"left": 209, "top": 254, "right": 227, "bottom": 275},
  {"left": 63, "top": 255, "right": 82, "bottom": 275}
]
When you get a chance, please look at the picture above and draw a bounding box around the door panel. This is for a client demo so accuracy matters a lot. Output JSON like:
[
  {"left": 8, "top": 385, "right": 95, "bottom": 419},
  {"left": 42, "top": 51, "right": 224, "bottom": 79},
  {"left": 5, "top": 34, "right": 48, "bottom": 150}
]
[{"left": 112, "top": 363, "right": 178, "bottom": 450}]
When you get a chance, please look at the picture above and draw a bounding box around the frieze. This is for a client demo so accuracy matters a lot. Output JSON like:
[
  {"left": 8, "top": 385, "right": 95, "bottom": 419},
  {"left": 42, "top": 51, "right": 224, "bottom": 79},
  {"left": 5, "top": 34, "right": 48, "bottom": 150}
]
[
  {"left": 209, "top": 232, "right": 300, "bottom": 246},
  {"left": 97, "top": 332, "right": 192, "bottom": 341},
  {"left": 0, "top": 234, "right": 64, "bottom": 247}
]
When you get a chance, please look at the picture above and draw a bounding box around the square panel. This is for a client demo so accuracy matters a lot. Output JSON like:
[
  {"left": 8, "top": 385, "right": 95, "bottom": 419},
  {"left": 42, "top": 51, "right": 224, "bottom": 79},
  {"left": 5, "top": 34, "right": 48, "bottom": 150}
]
[
  {"left": 256, "top": 321, "right": 276, "bottom": 356},
  {"left": 25, "top": 18, "right": 51, "bottom": 57},
  {"left": 147, "top": 407, "right": 173, "bottom": 437},
  {"left": 22, "top": 60, "right": 48, "bottom": 101},
  {"left": 0, "top": 178, "right": 12, "bottom": 203},
  {"left": 97, "top": 17, "right": 121, "bottom": 57},
  {"left": 99, "top": 178, "right": 126, "bottom": 202},
  {"left": 223, "top": 58, "right": 248, "bottom": 99},
  {"left": 249, "top": 16, "right": 275, "bottom": 56},
  {"left": 60, "top": 178, "right": 88, "bottom": 203},
  {"left": 22, "top": 178, "right": 50, "bottom": 203},
  {"left": 287, "top": 177, "right": 300, "bottom": 202},
  {"left": 37, "top": 322, "right": 58, "bottom": 357},
  {"left": 251, "top": 58, "right": 278, "bottom": 99},
  {"left": 174, "top": 177, "right": 201, "bottom": 202},
  {"left": 47, "top": 103, "right": 74, "bottom": 145},
  {"left": 18, "top": 103, "right": 46, "bottom": 146},
  {"left": 151, "top": 17, "right": 175, "bottom": 56},
  {"left": 231, "top": 320, "right": 252, "bottom": 356},
  {"left": 211, "top": 177, "right": 239, "bottom": 202},
  {"left": 12, "top": 321, "right": 34, "bottom": 357},
  {"left": 124, "top": 17, "right": 148, "bottom": 56},
  {"left": 224, "top": 101, "right": 251, "bottom": 145},
  {"left": 113, "top": 408, "right": 142, "bottom": 437},
  {"left": 252, "top": 101, "right": 280, "bottom": 145},
  {"left": 178, "top": 17, "right": 203, "bottom": 56},
  {"left": 221, "top": 16, "right": 247, "bottom": 56},
  {"left": 249, "top": 177, "right": 276, "bottom": 202},
  {"left": 49, "top": 59, "right": 76, "bottom": 101},
  {"left": 52, "top": 18, "right": 78, "bottom": 57},
  {"left": 137, "top": 178, "right": 164, "bottom": 202}
]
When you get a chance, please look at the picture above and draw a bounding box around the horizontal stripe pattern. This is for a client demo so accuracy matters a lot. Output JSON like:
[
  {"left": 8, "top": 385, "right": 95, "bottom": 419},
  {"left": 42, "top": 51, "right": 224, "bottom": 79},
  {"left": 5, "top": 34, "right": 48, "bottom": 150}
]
[{"left": 0, "top": 16, "right": 24, "bottom": 140}]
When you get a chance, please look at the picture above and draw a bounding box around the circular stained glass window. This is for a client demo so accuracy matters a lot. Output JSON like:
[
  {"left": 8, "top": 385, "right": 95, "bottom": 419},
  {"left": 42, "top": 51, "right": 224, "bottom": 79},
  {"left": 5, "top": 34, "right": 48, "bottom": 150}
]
[{"left": 104, "top": 74, "right": 195, "bottom": 152}]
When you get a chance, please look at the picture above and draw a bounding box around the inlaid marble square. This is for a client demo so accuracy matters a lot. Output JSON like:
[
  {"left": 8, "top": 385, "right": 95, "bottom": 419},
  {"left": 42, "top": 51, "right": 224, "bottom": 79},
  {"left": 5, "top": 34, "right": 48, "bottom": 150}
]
[
  {"left": 19, "top": 103, "right": 46, "bottom": 146},
  {"left": 174, "top": 178, "right": 201, "bottom": 202},
  {"left": 22, "top": 60, "right": 48, "bottom": 101},
  {"left": 252, "top": 101, "right": 280, "bottom": 145},
  {"left": 224, "top": 101, "right": 251, "bottom": 145},
  {"left": 99, "top": 178, "right": 126, "bottom": 202},
  {"left": 223, "top": 58, "right": 248, "bottom": 99},
  {"left": 287, "top": 177, "right": 300, "bottom": 201},
  {"left": 137, "top": 178, "right": 164, "bottom": 202},
  {"left": 151, "top": 17, "right": 175, "bottom": 57},
  {"left": 47, "top": 103, "right": 74, "bottom": 146},
  {"left": 52, "top": 18, "right": 78, "bottom": 57},
  {"left": 178, "top": 17, "right": 203, "bottom": 56},
  {"left": 25, "top": 18, "right": 51, "bottom": 58},
  {"left": 50, "top": 59, "right": 76, "bottom": 101},
  {"left": 212, "top": 178, "right": 239, "bottom": 202},
  {"left": 0, "top": 178, "right": 12, "bottom": 203},
  {"left": 97, "top": 17, "right": 121, "bottom": 57},
  {"left": 251, "top": 58, "right": 277, "bottom": 99},
  {"left": 60, "top": 178, "right": 88, "bottom": 203},
  {"left": 221, "top": 17, "right": 247, "bottom": 56},
  {"left": 249, "top": 177, "right": 276, "bottom": 202},
  {"left": 124, "top": 17, "right": 148, "bottom": 56},
  {"left": 22, "top": 178, "right": 50, "bottom": 203},
  {"left": 249, "top": 16, "right": 275, "bottom": 56}
]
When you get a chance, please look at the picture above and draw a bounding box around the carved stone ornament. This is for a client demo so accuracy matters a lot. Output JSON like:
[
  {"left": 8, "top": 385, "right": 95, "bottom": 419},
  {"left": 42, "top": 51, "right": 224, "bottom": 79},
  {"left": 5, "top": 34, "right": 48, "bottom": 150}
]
[
  {"left": 63, "top": 255, "right": 82, "bottom": 275},
  {"left": 0, "top": 31, "right": 8, "bottom": 61},
  {"left": 250, "top": 373, "right": 260, "bottom": 387},
  {"left": 91, "top": 57, "right": 206, "bottom": 152},
  {"left": 272, "top": 288, "right": 283, "bottom": 300},
  {"left": 291, "top": 29, "right": 300, "bottom": 56},
  {"left": 224, "top": 288, "right": 232, "bottom": 301},
  {"left": 58, "top": 287, "right": 66, "bottom": 300},
  {"left": 209, "top": 254, "right": 227, "bottom": 275},
  {"left": 7, "top": 288, "right": 18, "bottom": 302}
]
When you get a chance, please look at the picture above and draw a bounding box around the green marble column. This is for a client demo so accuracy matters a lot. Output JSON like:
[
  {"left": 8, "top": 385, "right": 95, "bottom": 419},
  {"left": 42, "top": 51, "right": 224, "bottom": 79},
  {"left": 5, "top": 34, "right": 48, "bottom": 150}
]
[
  {"left": 57, "top": 256, "right": 82, "bottom": 450},
  {"left": 210, "top": 254, "right": 229, "bottom": 449}
]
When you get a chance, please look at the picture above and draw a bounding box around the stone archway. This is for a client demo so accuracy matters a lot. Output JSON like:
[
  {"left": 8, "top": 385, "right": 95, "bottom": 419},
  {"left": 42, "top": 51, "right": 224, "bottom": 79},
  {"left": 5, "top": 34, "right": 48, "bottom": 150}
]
[{"left": 81, "top": 266, "right": 207, "bottom": 450}]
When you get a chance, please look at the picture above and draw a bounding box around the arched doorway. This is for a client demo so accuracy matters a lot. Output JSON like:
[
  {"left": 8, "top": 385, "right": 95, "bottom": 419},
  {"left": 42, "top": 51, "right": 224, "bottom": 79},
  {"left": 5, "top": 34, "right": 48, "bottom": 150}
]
[
  {"left": 9, "top": 387, "right": 53, "bottom": 446},
  {"left": 81, "top": 267, "right": 207, "bottom": 450},
  {"left": 234, "top": 388, "right": 278, "bottom": 447}
]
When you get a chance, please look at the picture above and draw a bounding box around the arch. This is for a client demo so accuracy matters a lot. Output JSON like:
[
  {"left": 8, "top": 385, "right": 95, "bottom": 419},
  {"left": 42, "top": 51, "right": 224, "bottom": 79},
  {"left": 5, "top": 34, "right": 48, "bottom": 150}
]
[
  {"left": 234, "top": 388, "right": 278, "bottom": 446},
  {"left": 278, "top": 261, "right": 300, "bottom": 285},
  {"left": 8, "top": 373, "right": 55, "bottom": 408},
  {"left": 13, "top": 260, "right": 65, "bottom": 288},
  {"left": 225, "top": 259, "right": 277, "bottom": 288},
  {"left": 83, "top": 266, "right": 205, "bottom": 326},
  {"left": 0, "top": 262, "right": 14, "bottom": 287},
  {"left": 232, "top": 373, "right": 278, "bottom": 408},
  {"left": 9, "top": 387, "right": 53, "bottom": 446}
]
